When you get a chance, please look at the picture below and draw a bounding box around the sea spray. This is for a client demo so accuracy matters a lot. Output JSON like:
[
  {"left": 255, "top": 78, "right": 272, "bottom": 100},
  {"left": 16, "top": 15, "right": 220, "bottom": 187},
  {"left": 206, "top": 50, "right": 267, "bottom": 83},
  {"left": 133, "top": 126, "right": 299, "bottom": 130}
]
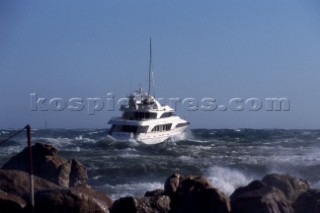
[{"left": 205, "top": 166, "right": 255, "bottom": 195}]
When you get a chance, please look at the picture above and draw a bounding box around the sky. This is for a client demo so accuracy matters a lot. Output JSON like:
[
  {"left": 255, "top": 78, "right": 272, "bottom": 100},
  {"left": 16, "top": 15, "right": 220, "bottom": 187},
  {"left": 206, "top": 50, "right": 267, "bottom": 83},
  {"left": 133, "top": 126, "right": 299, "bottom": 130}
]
[{"left": 1, "top": 0, "right": 320, "bottom": 129}]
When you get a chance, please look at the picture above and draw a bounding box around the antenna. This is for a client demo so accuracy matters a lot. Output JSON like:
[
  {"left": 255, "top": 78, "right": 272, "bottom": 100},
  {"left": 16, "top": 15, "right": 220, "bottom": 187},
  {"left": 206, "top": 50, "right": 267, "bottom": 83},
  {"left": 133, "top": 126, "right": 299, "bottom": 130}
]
[{"left": 148, "top": 38, "right": 152, "bottom": 96}]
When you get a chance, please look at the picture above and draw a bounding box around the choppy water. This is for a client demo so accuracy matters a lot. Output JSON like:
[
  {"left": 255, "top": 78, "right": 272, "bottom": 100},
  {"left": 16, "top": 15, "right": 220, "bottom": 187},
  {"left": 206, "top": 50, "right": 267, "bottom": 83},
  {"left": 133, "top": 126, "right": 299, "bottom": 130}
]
[{"left": 1, "top": 129, "right": 320, "bottom": 200}]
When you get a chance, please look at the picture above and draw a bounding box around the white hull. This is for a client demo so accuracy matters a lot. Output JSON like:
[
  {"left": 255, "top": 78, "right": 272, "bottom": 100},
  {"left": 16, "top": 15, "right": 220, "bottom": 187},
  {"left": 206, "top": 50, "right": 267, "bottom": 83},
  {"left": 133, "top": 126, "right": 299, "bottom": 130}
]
[{"left": 110, "top": 126, "right": 188, "bottom": 145}]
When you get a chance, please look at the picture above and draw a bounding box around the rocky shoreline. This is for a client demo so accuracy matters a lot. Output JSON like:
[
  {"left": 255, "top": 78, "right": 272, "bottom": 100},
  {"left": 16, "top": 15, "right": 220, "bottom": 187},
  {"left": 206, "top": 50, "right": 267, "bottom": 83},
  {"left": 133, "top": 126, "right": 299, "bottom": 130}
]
[{"left": 0, "top": 142, "right": 319, "bottom": 213}]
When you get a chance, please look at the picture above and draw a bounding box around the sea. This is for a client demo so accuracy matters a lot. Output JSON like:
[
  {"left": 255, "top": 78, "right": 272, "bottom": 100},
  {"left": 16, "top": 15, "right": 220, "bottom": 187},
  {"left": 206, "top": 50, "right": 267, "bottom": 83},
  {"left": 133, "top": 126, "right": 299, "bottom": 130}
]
[{"left": 0, "top": 129, "right": 320, "bottom": 200}]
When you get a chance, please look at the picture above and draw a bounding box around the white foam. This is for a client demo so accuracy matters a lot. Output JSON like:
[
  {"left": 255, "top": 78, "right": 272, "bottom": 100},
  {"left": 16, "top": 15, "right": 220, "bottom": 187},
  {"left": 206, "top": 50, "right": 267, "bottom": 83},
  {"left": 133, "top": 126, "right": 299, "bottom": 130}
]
[
  {"left": 74, "top": 135, "right": 96, "bottom": 143},
  {"left": 184, "top": 131, "right": 211, "bottom": 143},
  {"left": 0, "top": 130, "right": 9, "bottom": 135},
  {"left": 103, "top": 181, "right": 163, "bottom": 200},
  {"left": 87, "top": 131, "right": 103, "bottom": 135},
  {"left": 119, "top": 153, "right": 141, "bottom": 158},
  {"left": 123, "top": 148, "right": 138, "bottom": 152},
  {"left": 189, "top": 138, "right": 211, "bottom": 143},
  {"left": 170, "top": 131, "right": 189, "bottom": 142},
  {"left": 34, "top": 137, "right": 73, "bottom": 147},
  {"left": 178, "top": 155, "right": 193, "bottom": 161},
  {"left": 206, "top": 166, "right": 254, "bottom": 196},
  {"left": 266, "top": 147, "right": 320, "bottom": 166},
  {"left": 92, "top": 175, "right": 103, "bottom": 180},
  {"left": 0, "top": 145, "right": 24, "bottom": 155},
  {"left": 75, "top": 135, "right": 83, "bottom": 140},
  {"left": 195, "top": 145, "right": 212, "bottom": 150},
  {"left": 81, "top": 137, "right": 96, "bottom": 143}
]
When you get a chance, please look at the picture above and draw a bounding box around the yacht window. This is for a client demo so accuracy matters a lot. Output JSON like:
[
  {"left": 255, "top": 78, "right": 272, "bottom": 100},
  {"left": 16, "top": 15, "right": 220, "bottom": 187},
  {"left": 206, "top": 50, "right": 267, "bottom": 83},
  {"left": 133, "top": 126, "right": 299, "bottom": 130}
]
[
  {"left": 151, "top": 124, "right": 172, "bottom": 132},
  {"left": 124, "top": 112, "right": 157, "bottom": 120},
  {"left": 113, "top": 125, "right": 138, "bottom": 133},
  {"left": 176, "top": 122, "right": 190, "bottom": 128},
  {"left": 160, "top": 112, "right": 173, "bottom": 118}
]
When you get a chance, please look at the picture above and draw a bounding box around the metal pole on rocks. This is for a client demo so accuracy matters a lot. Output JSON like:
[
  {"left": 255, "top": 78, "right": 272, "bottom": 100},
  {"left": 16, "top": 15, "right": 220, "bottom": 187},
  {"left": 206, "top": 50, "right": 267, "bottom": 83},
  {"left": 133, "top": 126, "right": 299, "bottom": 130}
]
[{"left": 25, "top": 125, "right": 35, "bottom": 211}]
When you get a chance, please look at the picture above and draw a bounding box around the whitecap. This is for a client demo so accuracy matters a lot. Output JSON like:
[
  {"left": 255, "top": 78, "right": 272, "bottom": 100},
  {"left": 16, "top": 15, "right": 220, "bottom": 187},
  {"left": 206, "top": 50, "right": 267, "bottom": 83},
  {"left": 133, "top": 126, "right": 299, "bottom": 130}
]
[
  {"left": 188, "top": 139, "right": 210, "bottom": 143},
  {"left": 123, "top": 148, "right": 138, "bottom": 152},
  {"left": 1, "top": 130, "right": 9, "bottom": 135},
  {"left": 87, "top": 131, "right": 102, "bottom": 135},
  {"left": 302, "top": 131, "right": 312, "bottom": 135},
  {"left": 178, "top": 130, "right": 210, "bottom": 143},
  {"left": 205, "top": 166, "right": 254, "bottom": 196},
  {"left": 0, "top": 145, "right": 24, "bottom": 156},
  {"left": 34, "top": 137, "right": 73, "bottom": 147},
  {"left": 195, "top": 145, "right": 211, "bottom": 150},
  {"left": 73, "top": 135, "right": 96, "bottom": 143},
  {"left": 118, "top": 153, "right": 141, "bottom": 158},
  {"left": 102, "top": 181, "right": 163, "bottom": 200},
  {"left": 178, "top": 155, "right": 193, "bottom": 161},
  {"left": 92, "top": 175, "right": 103, "bottom": 180},
  {"left": 75, "top": 135, "right": 83, "bottom": 140}
]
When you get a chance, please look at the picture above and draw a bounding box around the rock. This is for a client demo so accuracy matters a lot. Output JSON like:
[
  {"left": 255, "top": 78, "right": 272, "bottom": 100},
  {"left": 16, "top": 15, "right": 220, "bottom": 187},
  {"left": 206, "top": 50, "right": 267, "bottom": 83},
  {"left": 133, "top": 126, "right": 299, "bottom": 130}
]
[
  {"left": 135, "top": 195, "right": 171, "bottom": 213},
  {"left": 165, "top": 173, "right": 231, "bottom": 213},
  {"left": 293, "top": 189, "right": 320, "bottom": 213},
  {"left": 110, "top": 197, "right": 137, "bottom": 213},
  {"left": 202, "top": 188, "right": 232, "bottom": 213},
  {"left": 230, "top": 180, "right": 294, "bottom": 213},
  {"left": 144, "top": 189, "right": 165, "bottom": 197},
  {"left": 0, "top": 142, "right": 113, "bottom": 213},
  {"left": 2, "top": 142, "right": 88, "bottom": 188},
  {"left": 69, "top": 159, "right": 88, "bottom": 187},
  {"left": 262, "top": 173, "right": 310, "bottom": 202},
  {"left": 0, "top": 169, "right": 61, "bottom": 199},
  {"left": 151, "top": 195, "right": 171, "bottom": 212},
  {"left": 0, "top": 164, "right": 111, "bottom": 213},
  {"left": 76, "top": 186, "right": 113, "bottom": 208},
  {"left": 0, "top": 190, "right": 26, "bottom": 213},
  {"left": 33, "top": 188, "right": 110, "bottom": 213},
  {"left": 110, "top": 195, "right": 171, "bottom": 213},
  {"left": 164, "top": 173, "right": 180, "bottom": 195}
]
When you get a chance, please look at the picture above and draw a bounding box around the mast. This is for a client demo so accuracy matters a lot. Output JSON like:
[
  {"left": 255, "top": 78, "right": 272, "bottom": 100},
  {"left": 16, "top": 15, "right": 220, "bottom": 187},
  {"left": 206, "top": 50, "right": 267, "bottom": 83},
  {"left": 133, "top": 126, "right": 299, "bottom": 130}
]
[{"left": 148, "top": 38, "right": 152, "bottom": 96}]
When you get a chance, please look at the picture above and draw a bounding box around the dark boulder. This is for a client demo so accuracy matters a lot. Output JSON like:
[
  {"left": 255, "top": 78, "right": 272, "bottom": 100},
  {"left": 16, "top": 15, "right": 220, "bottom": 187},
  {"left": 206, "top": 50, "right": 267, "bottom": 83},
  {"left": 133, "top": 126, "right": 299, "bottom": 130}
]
[
  {"left": 165, "top": 173, "right": 231, "bottom": 213},
  {"left": 110, "top": 195, "right": 170, "bottom": 213},
  {"left": 0, "top": 143, "right": 112, "bottom": 212},
  {"left": 0, "top": 190, "right": 26, "bottom": 213},
  {"left": 293, "top": 189, "right": 320, "bottom": 213},
  {"left": 69, "top": 159, "right": 88, "bottom": 187},
  {"left": 0, "top": 169, "right": 62, "bottom": 212},
  {"left": 135, "top": 195, "right": 171, "bottom": 213},
  {"left": 0, "top": 169, "right": 61, "bottom": 198},
  {"left": 0, "top": 167, "right": 112, "bottom": 213},
  {"left": 164, "top": 173, "right": 181, "bottom": 196},
  {"left": 33, "top": 187, "right": 111, "bottom": 213},
  {"left": 2, "top": 142, "right": 88, "bottom": 188},
  {"left": 110, "top": 197, "right": 137, "bottom": 213},
  {"left": 230, "top": 180, "right": 294, "bottom": 213},
  {"left": 262, "top": 173, "right": 310, "bottom": 202}
]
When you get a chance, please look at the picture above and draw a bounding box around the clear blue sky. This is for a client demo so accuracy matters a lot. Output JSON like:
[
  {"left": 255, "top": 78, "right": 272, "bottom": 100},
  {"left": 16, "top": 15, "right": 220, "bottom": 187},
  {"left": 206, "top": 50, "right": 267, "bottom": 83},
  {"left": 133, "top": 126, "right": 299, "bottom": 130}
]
[{"left": 1, "top": 0, "right": 320, "bottom": 129}]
